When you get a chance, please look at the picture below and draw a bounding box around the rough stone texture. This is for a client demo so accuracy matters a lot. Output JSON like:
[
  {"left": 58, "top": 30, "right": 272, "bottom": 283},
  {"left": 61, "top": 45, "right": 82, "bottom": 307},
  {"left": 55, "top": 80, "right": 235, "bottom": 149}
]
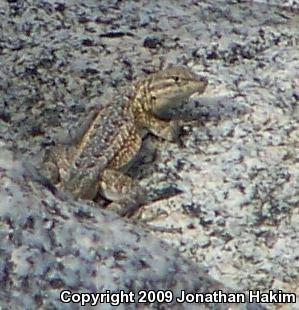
[
  {"left": 1, "top": 145, "right": 248, "bottom": 310},
  {"left": 0, "top": 0, "right": 298, "bottom": 309}
]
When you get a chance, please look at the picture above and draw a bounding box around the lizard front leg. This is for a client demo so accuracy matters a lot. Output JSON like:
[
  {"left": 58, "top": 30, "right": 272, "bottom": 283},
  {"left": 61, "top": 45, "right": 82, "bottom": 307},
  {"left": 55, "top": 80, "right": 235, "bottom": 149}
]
[{"left": 140, "top": 112, "right": 181, "bottom": 142}]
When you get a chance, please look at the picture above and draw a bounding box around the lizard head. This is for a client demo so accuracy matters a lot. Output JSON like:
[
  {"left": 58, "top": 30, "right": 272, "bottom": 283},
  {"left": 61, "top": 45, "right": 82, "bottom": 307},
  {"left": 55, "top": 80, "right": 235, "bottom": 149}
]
[{"left": 147, "top": 66, "right": 208, "bottom": 113}]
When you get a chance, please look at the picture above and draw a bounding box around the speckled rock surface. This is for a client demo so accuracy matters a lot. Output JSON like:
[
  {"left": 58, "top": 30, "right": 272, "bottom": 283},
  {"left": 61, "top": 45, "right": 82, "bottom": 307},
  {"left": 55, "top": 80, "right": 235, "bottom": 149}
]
[
  {"left": 0, "top": 0, "right": 298, "bottom": 309},
  {"left": 2, "top": 144, "right": 247, "bottom": 310}
]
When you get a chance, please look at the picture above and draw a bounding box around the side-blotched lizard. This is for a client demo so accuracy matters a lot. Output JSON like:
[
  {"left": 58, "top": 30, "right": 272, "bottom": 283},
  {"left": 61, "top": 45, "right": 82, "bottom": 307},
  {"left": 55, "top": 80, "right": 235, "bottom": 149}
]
[{"left": 42, "top": 66, "right": 208, "bottom": 215}]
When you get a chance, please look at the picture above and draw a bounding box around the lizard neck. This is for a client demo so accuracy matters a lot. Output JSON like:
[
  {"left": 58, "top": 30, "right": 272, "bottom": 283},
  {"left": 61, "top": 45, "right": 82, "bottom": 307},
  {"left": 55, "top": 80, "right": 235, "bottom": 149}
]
[{"left": 128, "top": 79, "right": 154, "bottom": 129}]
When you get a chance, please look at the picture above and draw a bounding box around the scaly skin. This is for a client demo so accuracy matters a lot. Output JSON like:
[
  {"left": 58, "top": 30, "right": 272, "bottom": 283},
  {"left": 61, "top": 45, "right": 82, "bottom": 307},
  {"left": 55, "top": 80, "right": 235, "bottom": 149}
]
[{"left": 42, "top": 66, "right": 208, "bottom": 216}]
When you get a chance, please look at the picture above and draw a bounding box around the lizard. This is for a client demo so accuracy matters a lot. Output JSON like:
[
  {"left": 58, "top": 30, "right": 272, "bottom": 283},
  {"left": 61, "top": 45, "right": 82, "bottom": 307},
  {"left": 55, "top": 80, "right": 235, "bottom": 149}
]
[{"left": 42, "top": 66, "right": 208, "bottom": 216}]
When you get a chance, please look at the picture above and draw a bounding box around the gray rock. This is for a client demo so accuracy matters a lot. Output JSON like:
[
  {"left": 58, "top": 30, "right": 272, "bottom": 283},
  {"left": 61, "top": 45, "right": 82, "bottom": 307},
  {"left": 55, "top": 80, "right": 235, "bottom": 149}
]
[
  {"left": 0, "top": 0, "right": 298, "bottom": 309},
  {"left": 0, "top": 144, "right": 258, "bottom": 309}
]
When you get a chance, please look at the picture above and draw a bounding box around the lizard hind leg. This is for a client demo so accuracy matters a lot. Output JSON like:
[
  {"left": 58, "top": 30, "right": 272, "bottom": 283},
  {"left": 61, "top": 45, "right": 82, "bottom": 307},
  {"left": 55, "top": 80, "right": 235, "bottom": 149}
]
[{"left": 99, "top": 168, "right": 148, "bottom": 216}]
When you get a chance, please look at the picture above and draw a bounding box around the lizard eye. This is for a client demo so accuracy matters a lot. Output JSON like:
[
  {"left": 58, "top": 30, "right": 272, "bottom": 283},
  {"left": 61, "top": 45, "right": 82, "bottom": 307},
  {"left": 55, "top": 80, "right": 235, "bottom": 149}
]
[{"left": 173, "top": 76, "right": 180, "bottom": 82}]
